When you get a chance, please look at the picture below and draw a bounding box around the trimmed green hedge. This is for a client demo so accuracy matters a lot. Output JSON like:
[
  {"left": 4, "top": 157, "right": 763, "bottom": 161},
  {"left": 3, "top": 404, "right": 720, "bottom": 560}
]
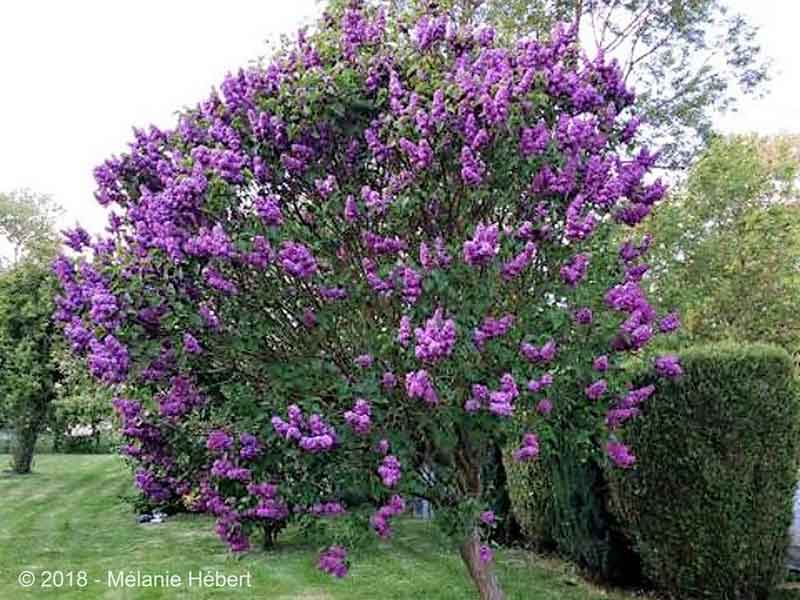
[{"left": 607, "top": 343, "right": 800, "bottom": 599}]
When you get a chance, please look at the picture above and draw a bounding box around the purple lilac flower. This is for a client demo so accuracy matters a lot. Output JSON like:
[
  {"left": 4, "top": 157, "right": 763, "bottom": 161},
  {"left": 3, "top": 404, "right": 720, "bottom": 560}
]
[
  {"left": 382, "top": 371, "right": 397, "bottom": 390},
  {"left": 397, "top": 315, "right": 413, "bottom": 347},
  {"left": 400, "top": 266, "right": 423, "bottom": 305},
  {"left": 239, "top": 433, "right": 261, "bottom": 460},
  {"left": 501, "top": 242, "right": 537, "bottom": 280},
  {"left": 560, "top": 253, "right": 590, "bottom": 287},
  {"left": 255, "top": 195, "right": 283, "bottom": 226},
  {"left": 527, "top": 373, "right": 554, "bottom": 393},
  {"left": 480, "top": 510, "right": 496, "bottom": 525},
  {"left": 279, "top": 242, "right": 318, "bottom": 280},
  {"left": 203, "top": 267, "right": 238, "bottom": 295},
  {"left": 520, "top": 121, "right": 550, "bottom": 157},
  {"left": 376, "top": 439, "right": 390, "bottom": 455},
  {"left": 463, "top": 222, "right": 500, "bottom": 266},
  {"left": 184, "top": 224, "right": 234, "bottom": 257},
  {"left": 488, "top": 373, "right": 519, "bottom": 417},
  {"left": 654, "top": 354, "right": 682, "bottom": 379},
  {"left": 309, "top": 501, "right": 347, "bottom": 518},
  {"left": 414, "top": 308, "right": 456, "bottom": 363},
  {"left": 473, "top": 314, "right": 514, "bottom": 351},
  {"left": 354, "top": 353, "right": 373, "bottom": 368},
  {"left": 659, "top": 312, "right": 681, "bottom": 333},
  {"left": 199, "top": 304, "right": 221, "bottom": 330},
  {"left": 607, "top": 441, "right": 636, "bottom": 468},
  {"left": 585, "top": 379, "right": 608, "bottom": 400},
  {"left": 88, "top": 335, "right": 129, "bottom": 383},
  {"left": 512, "top": 433, "right": 540, "bottom": 462},
  {"left": 183, "top": 332, "right": 202, "bottom": 354},
  {"left": 318, "top": 546, "right": 348, "bottom": 578},
  {"left": 593, "top": 355, "right": 609, "bottom": 372},
  {"left": 520, "top": 339, "right": 557, "bottom": 364},
  {"left": 537, "top": 398, "right": 553, "bottom": 416},
  {"left": 465, "top": 384, "right": 488, "bottom": 413},
  {"left": 479, "top": 545, "right": 493, "bottom": 565},
  {"left": 315, "top": 174, "right": 337, "bottom": 199},
  {"left": 344, "top": 194, "right": 360, "bottom": 222},
  {"left": 370, "top": 495, "right": 406, "bottom": 538},
  {"left": 574, "top": 307, "right": 593, "bottom": 325},
  {"left": 344, "top": 399, "right": 372, "bottom": 435},
  {"left": 62, "top": 226, "right": 92, "bottom": 252},
  {"left": 405, "top": 370, "right": 438, "bottom": 406},
  {"left": 378, "top": 455, "right": 402, "bottom": 488}
]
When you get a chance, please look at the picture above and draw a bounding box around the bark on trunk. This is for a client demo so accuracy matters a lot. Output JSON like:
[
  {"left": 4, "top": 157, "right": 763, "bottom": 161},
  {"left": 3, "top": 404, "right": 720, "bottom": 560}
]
[
  {"left": 460, "top": 531, "right": 505, "bottom": 600},
  {"left": 11, "top": 427, "right": 38, "bottom": 474}
]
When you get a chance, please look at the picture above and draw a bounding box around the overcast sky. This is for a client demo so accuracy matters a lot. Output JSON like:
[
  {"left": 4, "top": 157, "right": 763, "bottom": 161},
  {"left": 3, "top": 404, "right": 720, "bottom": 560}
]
[{"left": 0, "top": 0, "right": 797, "bottom": 235}]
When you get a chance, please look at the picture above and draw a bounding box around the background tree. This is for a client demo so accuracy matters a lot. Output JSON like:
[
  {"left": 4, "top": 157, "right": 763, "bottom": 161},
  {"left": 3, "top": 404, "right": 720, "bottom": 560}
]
[
  {"left": 0, "top": 191, "right": 63, "bottom": 473},
  {"left": 644, "top": 134, "right": 800, "bottom": 354},
  {"left": 0, "top": 248, "right": 60, "bottom": 473},
  {"left": 0, "top": 189, "right": 62, "bottom": 266},
  {"left": 477, "top": 0, "right": 770, "bottom": 168}
]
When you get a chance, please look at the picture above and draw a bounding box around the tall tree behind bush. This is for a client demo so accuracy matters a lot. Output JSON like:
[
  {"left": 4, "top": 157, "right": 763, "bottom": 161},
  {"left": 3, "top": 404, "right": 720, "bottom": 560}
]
[
  {"left": 478, "top": 0, "right": 770, "bottom": 168},
  {"left": 645, "top": 135, "right": 800, "bottom": 354},
  {"left": 607, "top": 343, "right": 800, "bottom": 599}
]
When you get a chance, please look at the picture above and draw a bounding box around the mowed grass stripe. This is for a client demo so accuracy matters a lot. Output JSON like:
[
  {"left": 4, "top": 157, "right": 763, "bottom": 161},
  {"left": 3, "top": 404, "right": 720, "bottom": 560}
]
[{"left": 0, "top": 455, "right": 646, "bottom": 599}]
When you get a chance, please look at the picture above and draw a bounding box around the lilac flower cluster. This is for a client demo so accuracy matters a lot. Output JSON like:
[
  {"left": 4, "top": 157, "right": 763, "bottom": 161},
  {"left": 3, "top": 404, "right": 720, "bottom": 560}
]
[
  {"left": 607, "top": 441, "right": 636, "bottom": 468},
  {"left": 464, "top": 375, "right": 519, "bottom": 416},
  {"left": 655, "top": 355, "right": 682, "bottom": 379},
  {"left": 520, "top": 339, "right": 557, "bottom": 364},
  {"left": 405, "top": 370, "right": 438, "bottom": 406},
  {"left": 527, "top": 372, "right": 554, "bottom": 394},
  {"left": 501, "top": 242, "right": 537, "bottom": 280},
  {"left": 272, "top": 405, "right": 338, "bottom": 453},
  {"left": 378, "top": 455, "right": 402, "bottom": 488},
  {"left": 463, "top": 223, "right": 500, "bottom": 266},
  {"left": 512, "top": 433, "right": 540, "bottom": 463},
  {"left": 488, "top": 374, "right": 519, "bottom": 417},
  {"left": 560, "top": 253, "right": 590, "bottom": 287},
  {"left": 473, "top": 314, "right": 514, "bottom": 350},
  {"left": 606, "top": 385, "right": 655, "bottom": 428},
  {"left": 344, "top": 399, "right": 372, "bottom": 435},
  {"left": 245, "top": 482, "right": 289, "bottom": 520},
  {"left": 278, "top": 242, "right": 317, "bottom": 280},
  {"left": 318, "top": 546, "right": 348, "bottom": 578},
  {"left": 370, "top": 495, "right": 406, "bottom": 538},
  {"left": 309, "top": 501, "right": 346, "bottom": 517},
  {"left": 414, "top": 308, "right": 456, "bottom": 363}
]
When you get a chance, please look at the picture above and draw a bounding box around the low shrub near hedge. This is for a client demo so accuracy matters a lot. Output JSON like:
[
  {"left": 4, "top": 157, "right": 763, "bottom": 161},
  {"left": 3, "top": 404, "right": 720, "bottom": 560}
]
[
  {"left": 504, "top": 444, "right": 554, "bottom": 549},
  {"left": 607, "top": 342, "right": 800, "bottom": 599}
]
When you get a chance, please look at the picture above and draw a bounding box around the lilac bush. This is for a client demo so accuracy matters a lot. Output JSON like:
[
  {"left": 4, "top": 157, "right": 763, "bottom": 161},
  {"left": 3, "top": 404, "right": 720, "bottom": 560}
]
[{"left": 54, "top": 1, "right": 680, "bottom": 597}]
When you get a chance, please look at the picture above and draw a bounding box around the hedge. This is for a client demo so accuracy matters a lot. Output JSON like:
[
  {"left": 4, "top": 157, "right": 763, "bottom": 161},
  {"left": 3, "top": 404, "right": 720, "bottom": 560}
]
[{"left": 607, "top": 342, "right": 800, "bottom": 599}]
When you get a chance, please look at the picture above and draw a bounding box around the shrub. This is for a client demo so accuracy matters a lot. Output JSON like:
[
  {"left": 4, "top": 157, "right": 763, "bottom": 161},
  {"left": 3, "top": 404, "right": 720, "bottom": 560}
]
[
  {"left": 607, "top": 343, "right": 800, "bottom": 599},
  {"left": 504, "top": 444, "right": 553, "bottom": 548},
  {"left": 53, "top": 1, "right": 677, "bottom": 597}
]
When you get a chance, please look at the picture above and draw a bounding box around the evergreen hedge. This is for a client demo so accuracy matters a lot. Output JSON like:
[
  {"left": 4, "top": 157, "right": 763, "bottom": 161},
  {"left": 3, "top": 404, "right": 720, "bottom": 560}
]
[{"left": 607, "top": 343, "right": 800, "bottom": 599}]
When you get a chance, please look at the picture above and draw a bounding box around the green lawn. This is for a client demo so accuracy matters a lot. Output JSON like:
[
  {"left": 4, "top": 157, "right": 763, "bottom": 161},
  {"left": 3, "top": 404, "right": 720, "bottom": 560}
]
[{"left": 0, "top": 454, "right": 644, "bottom": 599}]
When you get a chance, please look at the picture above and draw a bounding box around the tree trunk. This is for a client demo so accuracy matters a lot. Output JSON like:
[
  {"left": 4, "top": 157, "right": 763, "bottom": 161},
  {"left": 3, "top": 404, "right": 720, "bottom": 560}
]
[
  {"left": 11, "top": 427, "right": 38, "bottom": 474},
  {"left": 460, "top": 531, "right": 505, "bottom": 600}
]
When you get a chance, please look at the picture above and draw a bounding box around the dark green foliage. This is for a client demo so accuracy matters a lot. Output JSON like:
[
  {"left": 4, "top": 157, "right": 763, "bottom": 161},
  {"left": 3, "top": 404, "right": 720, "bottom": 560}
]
[
  {"left": 607, "top": 343, "right": 800, "bottom": 599},
  {"left": 504, "top": 437, "right": 639, "bottom": 583}
]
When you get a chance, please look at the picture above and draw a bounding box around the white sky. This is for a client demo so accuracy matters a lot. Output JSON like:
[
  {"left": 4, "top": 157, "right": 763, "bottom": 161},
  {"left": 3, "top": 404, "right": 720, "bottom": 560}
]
[{"left": 0, "top": 0, "right": 797, "bottom": 235}]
